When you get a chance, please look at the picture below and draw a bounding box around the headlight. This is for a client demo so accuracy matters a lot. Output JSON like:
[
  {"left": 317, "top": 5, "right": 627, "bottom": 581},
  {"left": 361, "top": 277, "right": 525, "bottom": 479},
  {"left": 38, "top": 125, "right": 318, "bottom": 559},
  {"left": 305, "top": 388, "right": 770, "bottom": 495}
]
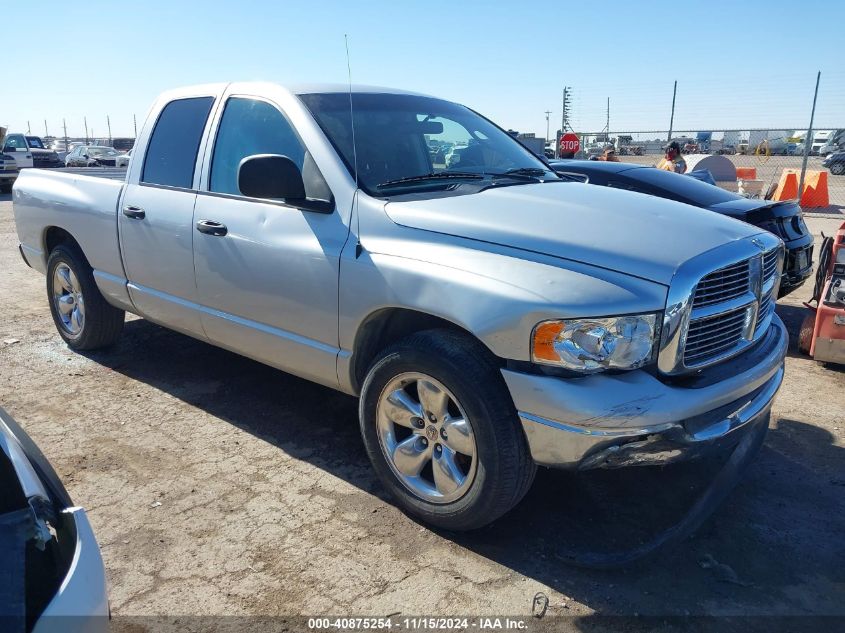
[{"left": 532, "top": 313, "right": 660, "bottom": 373}]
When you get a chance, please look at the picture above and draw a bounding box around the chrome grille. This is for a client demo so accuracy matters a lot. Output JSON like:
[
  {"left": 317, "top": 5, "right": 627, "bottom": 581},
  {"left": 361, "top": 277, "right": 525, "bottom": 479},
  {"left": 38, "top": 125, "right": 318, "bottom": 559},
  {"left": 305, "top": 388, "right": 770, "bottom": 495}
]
[
  {"left": 756, "top": 294, "right": 773, "bottom": 330},
  {"left": 693, "top": 260, "right": 750, "bottom": 307},
  {"left": 762, "top": 249, "right": 779, "bottom": 282},
  {"left": 684, "top": 307, "right": 748, "bottom": 364},
  {"left": 681, "top": 246, "right": 781, "bottom": 369}
]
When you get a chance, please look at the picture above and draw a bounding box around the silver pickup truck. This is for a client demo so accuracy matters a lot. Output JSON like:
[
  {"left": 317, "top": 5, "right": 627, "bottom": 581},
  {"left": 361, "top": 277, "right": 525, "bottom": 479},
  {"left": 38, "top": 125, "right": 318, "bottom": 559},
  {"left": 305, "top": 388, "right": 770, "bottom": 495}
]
[{"left": 13, "top": 82, "right": 787, "bottom": 530}]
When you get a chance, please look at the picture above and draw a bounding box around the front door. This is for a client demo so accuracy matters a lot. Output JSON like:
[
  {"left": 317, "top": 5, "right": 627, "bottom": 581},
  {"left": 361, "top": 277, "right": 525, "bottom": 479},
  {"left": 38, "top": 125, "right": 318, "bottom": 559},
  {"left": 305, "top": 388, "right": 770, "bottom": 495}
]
[
  {"left": 192, "top": 96, "right": 348, "bottom": 387},
  {"left": 118, "top": 96, "right": 215, "bottom": 338},
  {"left": 2, "top": 134, "right": 33, "bottom": 169}
]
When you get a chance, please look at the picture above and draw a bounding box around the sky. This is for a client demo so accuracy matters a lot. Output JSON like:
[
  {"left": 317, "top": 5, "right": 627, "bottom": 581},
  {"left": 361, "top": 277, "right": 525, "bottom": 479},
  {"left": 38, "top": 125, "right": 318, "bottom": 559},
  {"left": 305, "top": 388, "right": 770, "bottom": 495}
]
[{"left": 4, "top": 0, "right": 844, "bottom": 140}]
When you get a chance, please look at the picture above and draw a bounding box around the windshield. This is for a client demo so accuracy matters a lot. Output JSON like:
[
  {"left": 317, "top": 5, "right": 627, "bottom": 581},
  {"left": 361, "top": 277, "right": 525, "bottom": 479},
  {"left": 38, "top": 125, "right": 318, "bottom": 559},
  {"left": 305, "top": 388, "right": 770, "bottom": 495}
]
[
  {"left": 88, "top": 147, "right": 117, "bottom": 156},
  {"left": 298, "top": 92, "right": 558, "bottom": 196}
]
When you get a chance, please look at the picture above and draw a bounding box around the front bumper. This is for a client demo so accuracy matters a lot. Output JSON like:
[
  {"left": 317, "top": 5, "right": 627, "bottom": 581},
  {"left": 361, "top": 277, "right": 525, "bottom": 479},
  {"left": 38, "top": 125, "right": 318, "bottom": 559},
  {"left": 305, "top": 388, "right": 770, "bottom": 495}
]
[{"left": 504, "top": 315, "right": 787, "bottom": 469}]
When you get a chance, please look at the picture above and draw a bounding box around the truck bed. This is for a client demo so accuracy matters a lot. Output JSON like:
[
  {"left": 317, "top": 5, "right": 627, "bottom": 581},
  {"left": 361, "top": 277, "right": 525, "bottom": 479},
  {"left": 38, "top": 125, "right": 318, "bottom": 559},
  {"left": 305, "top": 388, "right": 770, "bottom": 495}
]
[
  {"left": 13, "top": 168, "right": 126, "bottom": 280},
  {"left": 54, "top": 167, "right": 128, "bottom": 181}
]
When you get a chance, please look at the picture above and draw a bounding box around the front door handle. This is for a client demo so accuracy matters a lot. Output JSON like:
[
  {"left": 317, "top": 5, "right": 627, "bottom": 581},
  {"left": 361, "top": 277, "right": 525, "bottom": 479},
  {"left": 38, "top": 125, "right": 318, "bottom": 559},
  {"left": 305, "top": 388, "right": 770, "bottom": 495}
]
[
  {"left": 122, "top": 205, "right": 145, "bottom": 219},
  {"left": 196, "top": 219, "right": 228, "bottom": 236}
]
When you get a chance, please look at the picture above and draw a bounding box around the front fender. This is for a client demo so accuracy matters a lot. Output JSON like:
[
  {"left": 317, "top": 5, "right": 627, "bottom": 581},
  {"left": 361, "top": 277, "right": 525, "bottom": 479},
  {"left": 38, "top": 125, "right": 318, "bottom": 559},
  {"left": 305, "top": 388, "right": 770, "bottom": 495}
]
[{"left": 338, "top": 228, "right": 668, "bottom": 386}]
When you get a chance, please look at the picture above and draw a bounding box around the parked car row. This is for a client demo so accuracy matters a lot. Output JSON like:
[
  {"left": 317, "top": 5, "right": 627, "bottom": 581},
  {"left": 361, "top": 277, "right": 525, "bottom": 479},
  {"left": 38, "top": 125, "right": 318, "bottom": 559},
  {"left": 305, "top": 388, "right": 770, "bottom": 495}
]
[{"left": 0, "top": 132, "right": 134, "bottom": 193}]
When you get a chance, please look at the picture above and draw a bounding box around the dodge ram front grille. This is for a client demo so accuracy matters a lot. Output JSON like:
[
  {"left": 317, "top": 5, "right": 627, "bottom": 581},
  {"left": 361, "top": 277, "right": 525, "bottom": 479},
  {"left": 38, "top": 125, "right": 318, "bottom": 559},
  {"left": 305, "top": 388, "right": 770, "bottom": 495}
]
[
  {"left": 684, "top": 307, "right": 748, "bottom": 364},
  {"left": 693, "top": 260, "right": 750, "bottom": 307},
  {"left": 762, "top": 249, "right": 779, "bottom": 282},
  {"left": 681, "top": 245, "right": 782, "bottom": 370}
]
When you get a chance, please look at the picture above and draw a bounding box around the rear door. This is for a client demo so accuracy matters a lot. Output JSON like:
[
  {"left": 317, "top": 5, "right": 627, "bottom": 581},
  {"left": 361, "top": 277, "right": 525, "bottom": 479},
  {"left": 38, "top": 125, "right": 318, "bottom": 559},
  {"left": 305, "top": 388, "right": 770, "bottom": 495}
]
[{"left": 118, "top": 93, "right": 219, "bottom": 338}]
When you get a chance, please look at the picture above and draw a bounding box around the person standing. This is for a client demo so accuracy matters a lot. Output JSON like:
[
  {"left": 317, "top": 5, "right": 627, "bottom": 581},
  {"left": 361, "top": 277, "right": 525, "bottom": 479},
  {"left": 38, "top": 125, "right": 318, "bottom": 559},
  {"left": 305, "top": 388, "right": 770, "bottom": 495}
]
[
  {"left": 600, "top": 147, "right": 620, "bottom": 162},
  {"left": 657, "top": 141, "right": 687, "bottom": 173}
]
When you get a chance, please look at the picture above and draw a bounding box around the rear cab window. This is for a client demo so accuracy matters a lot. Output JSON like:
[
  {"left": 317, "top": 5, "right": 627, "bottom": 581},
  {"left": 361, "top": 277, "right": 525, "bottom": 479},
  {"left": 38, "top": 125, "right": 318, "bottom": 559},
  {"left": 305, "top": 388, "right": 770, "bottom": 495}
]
[{"left": 141, "top": 97, "right": 215, "bottom": 189}]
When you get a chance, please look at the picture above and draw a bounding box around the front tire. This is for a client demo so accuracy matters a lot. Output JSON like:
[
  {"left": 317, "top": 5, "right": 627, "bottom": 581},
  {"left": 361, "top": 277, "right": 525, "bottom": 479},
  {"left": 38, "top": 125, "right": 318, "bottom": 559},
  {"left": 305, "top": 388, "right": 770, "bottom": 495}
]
[
  {"left": 830, "top": 162, "right": 845, "bottom": 175},
  {"left": 359, "top": 329, "right": 536, "bottom": 530},
  {"left": 46, "top": 244, "right": 125, "bottom": 350}
]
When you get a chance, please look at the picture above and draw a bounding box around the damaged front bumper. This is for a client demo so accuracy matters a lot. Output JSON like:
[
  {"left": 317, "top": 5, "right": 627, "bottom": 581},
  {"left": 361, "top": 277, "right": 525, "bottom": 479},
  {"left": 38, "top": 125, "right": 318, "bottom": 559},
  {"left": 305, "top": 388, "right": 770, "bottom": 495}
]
[{"left": 504, "top": 315, "right": 787, "bottom": 470}]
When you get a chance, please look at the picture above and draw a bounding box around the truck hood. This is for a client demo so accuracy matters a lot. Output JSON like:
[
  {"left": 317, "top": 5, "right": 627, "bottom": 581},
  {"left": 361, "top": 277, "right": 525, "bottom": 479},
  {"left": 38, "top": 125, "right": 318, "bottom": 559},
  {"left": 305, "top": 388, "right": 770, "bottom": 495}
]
[{"left": 384, "top": 182, "right": 759, "bottom": 285}]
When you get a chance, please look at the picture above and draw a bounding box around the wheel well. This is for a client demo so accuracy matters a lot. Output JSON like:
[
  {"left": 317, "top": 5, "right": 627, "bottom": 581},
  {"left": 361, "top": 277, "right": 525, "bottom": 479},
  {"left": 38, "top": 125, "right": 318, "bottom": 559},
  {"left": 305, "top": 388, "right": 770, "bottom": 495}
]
[
  {"left": 44, "top": 227, "right": 83, "bottom": 259},
  {"left": 351, "top": 308, "right": 495, "bottom": 394}
]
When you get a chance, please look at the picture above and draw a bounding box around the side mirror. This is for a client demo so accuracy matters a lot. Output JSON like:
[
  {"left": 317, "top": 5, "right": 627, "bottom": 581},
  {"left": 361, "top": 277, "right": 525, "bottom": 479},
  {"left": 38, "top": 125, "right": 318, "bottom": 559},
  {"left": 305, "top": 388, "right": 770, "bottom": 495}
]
[
  {"left": 237, "top": 154, "right": 332, "bottom": 213},
  {"left": 83, "top": 154, "right": 89, "bottom": 159}
]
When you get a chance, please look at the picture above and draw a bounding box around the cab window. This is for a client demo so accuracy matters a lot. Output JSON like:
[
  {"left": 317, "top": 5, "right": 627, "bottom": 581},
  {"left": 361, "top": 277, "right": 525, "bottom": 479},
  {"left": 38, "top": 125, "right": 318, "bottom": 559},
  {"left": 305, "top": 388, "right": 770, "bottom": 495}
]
[
  {"left": 209, "top": 97, "right": 330, "bottom": 201},
  {"left": 3, "top": 134, "right": 28, "bottom": 151},
  {"left": 141, "top": 96, "right": 214, "bottom": 189}
]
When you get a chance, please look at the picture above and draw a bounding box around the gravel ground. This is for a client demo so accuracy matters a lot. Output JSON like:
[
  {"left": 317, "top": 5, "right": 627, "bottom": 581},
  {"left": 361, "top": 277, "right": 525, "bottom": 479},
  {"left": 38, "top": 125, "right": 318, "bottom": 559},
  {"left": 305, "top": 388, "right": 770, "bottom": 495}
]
[{"left": 0, "top": 194, "right": 843, "bottom": 631}]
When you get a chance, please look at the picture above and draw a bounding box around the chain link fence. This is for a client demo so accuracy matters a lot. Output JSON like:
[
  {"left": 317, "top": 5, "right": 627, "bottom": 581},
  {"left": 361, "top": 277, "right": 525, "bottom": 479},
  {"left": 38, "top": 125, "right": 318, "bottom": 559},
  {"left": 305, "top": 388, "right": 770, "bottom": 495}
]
[{"left": 552, "top": 72, "right": 845, "bottom": 214}]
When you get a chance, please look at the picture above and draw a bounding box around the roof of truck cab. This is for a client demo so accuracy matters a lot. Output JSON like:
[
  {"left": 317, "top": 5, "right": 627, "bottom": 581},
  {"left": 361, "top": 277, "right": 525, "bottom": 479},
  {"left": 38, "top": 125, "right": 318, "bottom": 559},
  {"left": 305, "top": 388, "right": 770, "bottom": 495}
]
[
  {"left": 159, "top": 82, "right": 435, "bottom": 101},
  {"left": 291, "top": 83, "right": 434, "bottom": 97}
]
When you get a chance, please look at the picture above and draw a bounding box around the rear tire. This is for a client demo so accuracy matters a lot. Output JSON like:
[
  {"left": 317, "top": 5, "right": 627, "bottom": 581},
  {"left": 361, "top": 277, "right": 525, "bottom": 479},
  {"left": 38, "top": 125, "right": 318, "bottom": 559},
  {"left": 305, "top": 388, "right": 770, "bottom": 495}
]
[
  {"left": 46, "top": 244, "right": 124, "bottom": 350},
  {"left": 830, "top": 162, "right": 845, "bottom": 176},
  {"left": 359, "top": 329, "right": 536, "bottom": 531},
  {"left": 0, "top": 184, "right": 11, "bottom": 194}
]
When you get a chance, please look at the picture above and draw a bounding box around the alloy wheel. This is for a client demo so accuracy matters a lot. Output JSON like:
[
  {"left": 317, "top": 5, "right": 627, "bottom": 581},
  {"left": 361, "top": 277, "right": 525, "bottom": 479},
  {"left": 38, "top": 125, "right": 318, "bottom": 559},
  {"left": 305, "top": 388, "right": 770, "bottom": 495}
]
[
  {"left": 376, "top": 372, "right": 477, "bottom": 504},
  {"left": 52, "top": 263, "right": 85, "bottom": 336}
]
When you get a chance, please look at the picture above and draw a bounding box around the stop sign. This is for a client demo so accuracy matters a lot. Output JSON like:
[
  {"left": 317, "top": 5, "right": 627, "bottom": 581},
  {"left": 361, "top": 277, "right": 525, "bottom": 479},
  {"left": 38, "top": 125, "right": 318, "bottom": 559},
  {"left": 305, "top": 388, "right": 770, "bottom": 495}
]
[{"left": 559, "top": 133, "right": 580, "bottom": 154}]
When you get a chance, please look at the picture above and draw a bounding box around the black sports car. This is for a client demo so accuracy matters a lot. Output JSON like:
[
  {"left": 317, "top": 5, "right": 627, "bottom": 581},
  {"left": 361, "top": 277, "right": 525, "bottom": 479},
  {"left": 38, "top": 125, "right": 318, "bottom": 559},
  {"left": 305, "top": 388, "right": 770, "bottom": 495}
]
[{"left": 548, "top": 160, "right": 814, "bottom": 297}]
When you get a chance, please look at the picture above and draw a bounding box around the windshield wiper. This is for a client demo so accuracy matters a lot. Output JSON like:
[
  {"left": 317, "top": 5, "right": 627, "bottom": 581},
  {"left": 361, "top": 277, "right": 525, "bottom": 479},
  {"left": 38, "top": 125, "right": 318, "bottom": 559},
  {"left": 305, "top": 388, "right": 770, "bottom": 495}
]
[
  {"left": 377, "top": 172, "right": 484, "bottom": 189},
  {"left": 490, "top": 167, "right": 550, "bottom": 181}
]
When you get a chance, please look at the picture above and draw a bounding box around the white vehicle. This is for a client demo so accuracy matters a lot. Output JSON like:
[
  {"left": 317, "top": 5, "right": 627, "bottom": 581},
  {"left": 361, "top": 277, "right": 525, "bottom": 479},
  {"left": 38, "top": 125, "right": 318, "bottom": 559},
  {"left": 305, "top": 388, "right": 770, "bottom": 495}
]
[
  {"left": 748, "top": 130, "right": 790, "bottom": 155},
  {"left": 811, "top": 130, "right": 832, "bottom": 155},
  {"left": 1, "top": 406, "right": 109, "bottom": 633},
  {"left": 116, "top": 148, "right": 133, "bottom": 168},
  {"left": 817, "top": 129, "right": 845, "bottom": 156},
  {"left": 2, "top": 133, "right": 34, "bottom": 169}
]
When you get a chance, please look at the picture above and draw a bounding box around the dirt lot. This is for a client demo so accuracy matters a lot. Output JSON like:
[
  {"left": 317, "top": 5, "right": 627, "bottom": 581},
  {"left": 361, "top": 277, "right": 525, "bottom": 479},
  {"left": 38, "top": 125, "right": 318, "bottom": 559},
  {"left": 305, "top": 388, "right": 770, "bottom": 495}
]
[{"left": 0, "top": 194, "right": 843, "bottom": 630}]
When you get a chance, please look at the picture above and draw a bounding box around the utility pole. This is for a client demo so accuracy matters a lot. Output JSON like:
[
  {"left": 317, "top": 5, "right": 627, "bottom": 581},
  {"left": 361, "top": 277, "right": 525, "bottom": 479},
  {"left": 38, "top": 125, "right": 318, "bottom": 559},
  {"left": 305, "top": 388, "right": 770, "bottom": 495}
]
[
  {"left": 133, "top": 114, "right": 137, "bottom": 138},
  {"left": 84, "top": 117, "right": 89, "bottom": 143},
  {"left": 107, "top": 115, "right": 112, "bottom": 144},
  {"left": 798, "top": 71, "right": 821, "bottom": 203},
  {"left": 561, "top": 87, "right": 571, "bottom": 133},
  {"left": 606, "top": 97, "right": 610, "bottom": 142},
  {"left": 544, "top": 110, "right": 551, "bottom": 143},
  {"left": 26, "top": 121, "right": 31, "bottom": 134},
  {"left": 63, "top": 119, "right": 68, "bottom": 151},
  {"left": 668, "top": 80, "right": 678, "bottom": 142},
  {"left": 44, "top": 119, "right": 49, "bottom": 137}
]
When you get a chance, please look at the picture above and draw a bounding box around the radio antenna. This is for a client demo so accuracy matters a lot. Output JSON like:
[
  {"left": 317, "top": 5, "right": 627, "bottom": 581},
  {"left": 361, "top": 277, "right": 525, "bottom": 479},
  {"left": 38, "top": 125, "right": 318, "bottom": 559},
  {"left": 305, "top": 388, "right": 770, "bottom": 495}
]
[{"left": 345, "top": 34, "right": 363, "bottom": 258}]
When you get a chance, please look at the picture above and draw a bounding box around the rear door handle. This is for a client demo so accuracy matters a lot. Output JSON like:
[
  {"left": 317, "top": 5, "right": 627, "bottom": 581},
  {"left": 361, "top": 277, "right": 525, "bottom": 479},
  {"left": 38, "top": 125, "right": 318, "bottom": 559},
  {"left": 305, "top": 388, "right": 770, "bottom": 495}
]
[
  {"left": 122, "top": 205, "right": 145, "bottom": 219},
  {"left": 196, "top": 219, "right": 228, "bottom": 236}
]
